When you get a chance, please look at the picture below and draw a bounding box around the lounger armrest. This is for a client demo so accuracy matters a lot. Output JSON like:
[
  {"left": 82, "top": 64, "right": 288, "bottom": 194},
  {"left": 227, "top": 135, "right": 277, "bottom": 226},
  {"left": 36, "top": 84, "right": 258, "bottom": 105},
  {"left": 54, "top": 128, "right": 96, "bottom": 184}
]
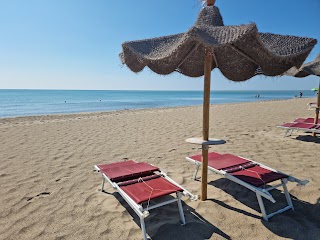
[
  {"left": 183, "top": 191, "right": 198, "bottom": 201},
  {"left": 287, "top": 176, "right": 309, "bottom": 186},
  {"left": 94, "top": 165, "right": 100, "bottom": 171},
  {"left": 297, "top": 180, "right": 309, "bottom": 186},
  {"left": 142, "top": 211, "right": 150, "bottom": 218}
]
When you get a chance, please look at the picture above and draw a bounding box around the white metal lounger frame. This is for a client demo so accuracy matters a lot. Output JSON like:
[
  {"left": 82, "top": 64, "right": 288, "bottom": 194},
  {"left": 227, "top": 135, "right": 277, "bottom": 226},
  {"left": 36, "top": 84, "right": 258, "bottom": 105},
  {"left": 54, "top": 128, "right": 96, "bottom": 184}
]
[
  {"left": 185, "top": 156, "right": 308, "bottom": 221},
  {"left": 308, "top": 102, "right": 318, "bottom": 110},
  {"left": 277, "top": 124, "right": 320, "bottom": 137},
  {"left": 94, "top": 163, "right": 197, "bottom": 240}
]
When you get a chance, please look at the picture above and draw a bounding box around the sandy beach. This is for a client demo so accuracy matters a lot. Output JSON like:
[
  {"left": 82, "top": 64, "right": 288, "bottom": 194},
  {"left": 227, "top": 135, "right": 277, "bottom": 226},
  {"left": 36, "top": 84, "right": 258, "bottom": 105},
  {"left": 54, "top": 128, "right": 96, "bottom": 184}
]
[{"left": 0, "top": 97, "right": 319, "bottom": 240}]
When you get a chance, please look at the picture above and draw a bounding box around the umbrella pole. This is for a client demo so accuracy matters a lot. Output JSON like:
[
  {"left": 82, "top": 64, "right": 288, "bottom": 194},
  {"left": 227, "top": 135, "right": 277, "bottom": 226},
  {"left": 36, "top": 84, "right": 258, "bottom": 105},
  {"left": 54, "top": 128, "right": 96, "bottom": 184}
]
[
  {"left": 201, "top": 48, "right": 212, "bottom": 201},
  {"left": 312, "top": 79, "right": 320, "bottom": 137}
]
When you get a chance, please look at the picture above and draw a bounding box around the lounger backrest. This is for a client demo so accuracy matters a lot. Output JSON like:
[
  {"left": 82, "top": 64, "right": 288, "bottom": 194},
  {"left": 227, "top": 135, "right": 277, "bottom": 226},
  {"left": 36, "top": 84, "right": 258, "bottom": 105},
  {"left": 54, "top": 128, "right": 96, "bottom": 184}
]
[
  {"left": 302, "top": 118, "right": 316, "bottom": 123},
  {"left": 292, "top": 123, "right": 318, "bottom": 129},
  {"left": 207, "top": 154, "right": 251, "bottom": 170},
  {"left": 280, "top": 122, "right": 300, "bottom": 128},
  {"left": 101, "top": 162, "right": 160, "bottom": 182},
  {"left": 294, "top": 118, "right": 320, "bottom": 124},
  {"left": 188, "top": 152, "right": 221, "bottom": 161},
  {"left": 280, "top": 122, "right": 318, "bottom": 129},
  {"left": 97, "top": 160, "right": 137, "bottom": 170}
]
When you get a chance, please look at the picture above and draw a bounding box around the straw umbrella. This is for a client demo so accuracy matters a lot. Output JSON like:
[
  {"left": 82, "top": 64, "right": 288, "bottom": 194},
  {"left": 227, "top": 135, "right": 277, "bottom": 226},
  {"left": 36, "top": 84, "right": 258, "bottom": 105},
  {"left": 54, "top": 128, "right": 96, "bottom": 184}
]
[
  {"left": 120, "top": 0, "right": 317, "bottom": 200},
  {"left": 285, "top": 53, "right": 320, "bottom": 136}
]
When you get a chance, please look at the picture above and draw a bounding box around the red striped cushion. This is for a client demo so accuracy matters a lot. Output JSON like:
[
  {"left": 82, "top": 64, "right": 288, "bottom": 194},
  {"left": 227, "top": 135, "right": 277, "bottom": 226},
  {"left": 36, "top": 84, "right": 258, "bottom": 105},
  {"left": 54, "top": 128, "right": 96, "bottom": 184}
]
[
  {"left": 231, "top": 166, "right": 287, "bottom": 187},
  {"left": 120, "top": 177, "right": 182, "bottom": 204}
]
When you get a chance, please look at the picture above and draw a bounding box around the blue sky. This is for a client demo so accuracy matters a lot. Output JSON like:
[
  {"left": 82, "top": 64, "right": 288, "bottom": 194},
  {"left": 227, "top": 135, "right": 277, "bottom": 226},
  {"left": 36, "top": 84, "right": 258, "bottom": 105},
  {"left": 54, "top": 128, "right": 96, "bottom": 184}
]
[{"left": 0, "top": 0, "right": 319, "bottom": 91}]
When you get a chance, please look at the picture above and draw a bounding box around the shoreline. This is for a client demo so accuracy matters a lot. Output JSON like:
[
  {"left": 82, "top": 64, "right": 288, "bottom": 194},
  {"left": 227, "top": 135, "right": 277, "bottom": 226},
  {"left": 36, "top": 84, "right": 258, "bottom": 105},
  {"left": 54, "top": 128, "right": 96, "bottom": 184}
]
[{"left": 0, "top": 97, "right": 314, "bottom": 123}]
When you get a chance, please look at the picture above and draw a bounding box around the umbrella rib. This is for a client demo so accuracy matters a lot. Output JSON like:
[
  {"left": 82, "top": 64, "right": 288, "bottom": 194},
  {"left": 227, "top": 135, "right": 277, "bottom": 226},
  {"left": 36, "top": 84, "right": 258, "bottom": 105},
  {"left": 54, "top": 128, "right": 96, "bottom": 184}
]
[
  {"left": 212, "top": 50, "right": 219, "bottom": 68},
  {"left": 176, "top": 43, "right": 199, "bottom": 69},
  {"left": 229, "top": 44, "right": 259, "bottom": 65},
  {"left": 231, "top": 44, "right": 299, "bottom": 70}
]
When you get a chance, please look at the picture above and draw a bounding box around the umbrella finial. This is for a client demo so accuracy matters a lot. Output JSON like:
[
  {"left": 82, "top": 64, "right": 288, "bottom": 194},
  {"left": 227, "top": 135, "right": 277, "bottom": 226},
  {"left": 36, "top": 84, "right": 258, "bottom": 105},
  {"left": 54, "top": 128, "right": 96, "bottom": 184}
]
[{"left": 206, "top": 0, "right": 216, "bottom": 6}]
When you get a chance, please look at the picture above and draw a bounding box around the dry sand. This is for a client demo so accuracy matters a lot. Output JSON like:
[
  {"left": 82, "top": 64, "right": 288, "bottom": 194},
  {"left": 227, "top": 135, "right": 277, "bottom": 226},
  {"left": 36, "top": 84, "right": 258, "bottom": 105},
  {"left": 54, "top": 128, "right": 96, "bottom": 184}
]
[{"left": 0, "top": 98, "right": 319, "bottom": 240}]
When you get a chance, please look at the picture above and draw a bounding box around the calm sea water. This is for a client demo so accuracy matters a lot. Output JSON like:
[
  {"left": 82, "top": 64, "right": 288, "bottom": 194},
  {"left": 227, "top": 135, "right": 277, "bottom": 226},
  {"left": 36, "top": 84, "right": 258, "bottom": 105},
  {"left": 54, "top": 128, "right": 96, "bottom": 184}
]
[{"left": 0, "top": 89, "right": 316, "bottom": 118}]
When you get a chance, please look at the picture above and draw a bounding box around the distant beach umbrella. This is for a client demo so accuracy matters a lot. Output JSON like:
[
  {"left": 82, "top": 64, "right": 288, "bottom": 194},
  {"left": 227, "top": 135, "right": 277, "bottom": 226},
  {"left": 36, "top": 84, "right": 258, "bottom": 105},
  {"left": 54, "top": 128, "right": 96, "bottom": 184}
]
[
  {"left": 285, "top": 54, "right": 320, "bottom": 77},
  {"left": 285, "top": 53, "right": 320, "bottom": 136},
  {"left": 120, "top": 0, "right": 317, "bottom": 200}
]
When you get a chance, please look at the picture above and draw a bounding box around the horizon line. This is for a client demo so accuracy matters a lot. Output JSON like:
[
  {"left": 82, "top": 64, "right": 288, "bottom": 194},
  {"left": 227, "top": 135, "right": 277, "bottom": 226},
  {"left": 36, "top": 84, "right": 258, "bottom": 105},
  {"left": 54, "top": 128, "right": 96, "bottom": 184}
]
[{"left": 0, "top": 88, "right": 314, "bottom": 92}]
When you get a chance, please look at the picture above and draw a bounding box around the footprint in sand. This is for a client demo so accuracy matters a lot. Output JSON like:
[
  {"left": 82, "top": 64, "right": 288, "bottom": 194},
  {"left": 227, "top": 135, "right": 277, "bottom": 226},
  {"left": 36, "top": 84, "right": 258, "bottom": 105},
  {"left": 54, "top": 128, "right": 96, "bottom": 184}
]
[
  {"left": 55, "top": 176, "right": 72, "bottom": 182},
  {"left": 27, "top": 192, "right": 51, "bottom": 202}
]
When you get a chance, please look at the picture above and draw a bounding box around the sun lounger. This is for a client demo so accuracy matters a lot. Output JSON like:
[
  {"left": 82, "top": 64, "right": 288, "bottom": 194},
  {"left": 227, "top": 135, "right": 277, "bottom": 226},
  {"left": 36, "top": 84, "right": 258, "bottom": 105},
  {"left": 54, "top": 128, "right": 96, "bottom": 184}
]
[
  {"left": 186, "top": 152, "right": 308, "bottom": 221},
  {"left": 307, "top": 102, "right": 318, "bottom": 110},
  {"left": 277, "top": 122, "right": 320, "bottom": 137},
  {"left": 293, "top": 117, "right": 320, "bottom": 124},
  {"left": 94, "top": 160, "right": 197, "bottom": 240}
]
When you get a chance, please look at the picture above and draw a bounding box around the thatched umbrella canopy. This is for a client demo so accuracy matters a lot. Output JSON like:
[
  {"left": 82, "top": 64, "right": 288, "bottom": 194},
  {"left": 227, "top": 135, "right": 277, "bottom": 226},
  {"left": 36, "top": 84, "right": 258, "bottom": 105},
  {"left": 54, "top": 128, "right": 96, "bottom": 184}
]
[
  {"left": 286, "top": 54, "right": 320, "bottom": 77},
  {"left": 285, "top": 53, "right": 320, "bottom": 136},
  {"left": 120, "top": 0, "right": 317, "bottom": 200}
]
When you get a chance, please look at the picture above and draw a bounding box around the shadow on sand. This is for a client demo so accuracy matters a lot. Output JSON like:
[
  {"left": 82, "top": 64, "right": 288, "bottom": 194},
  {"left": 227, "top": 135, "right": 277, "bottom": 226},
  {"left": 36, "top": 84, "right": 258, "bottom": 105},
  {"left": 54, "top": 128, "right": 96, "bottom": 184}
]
[
  {"left": 208, "top": 179, "right": 320, "bottom": 240},
  {"left": 295, "top": 135, "right": 320, "bottom": 143},
  {"left": 104, "top": 191, "right": 231, "bottom": 240}
]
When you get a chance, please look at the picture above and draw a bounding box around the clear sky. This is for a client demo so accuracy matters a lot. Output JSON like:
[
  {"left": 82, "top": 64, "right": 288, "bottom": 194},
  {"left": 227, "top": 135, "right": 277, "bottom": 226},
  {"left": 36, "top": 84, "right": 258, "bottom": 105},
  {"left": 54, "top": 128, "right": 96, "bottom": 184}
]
[{"left": 0, "top": 0, "right": 319, "bottom": 91}]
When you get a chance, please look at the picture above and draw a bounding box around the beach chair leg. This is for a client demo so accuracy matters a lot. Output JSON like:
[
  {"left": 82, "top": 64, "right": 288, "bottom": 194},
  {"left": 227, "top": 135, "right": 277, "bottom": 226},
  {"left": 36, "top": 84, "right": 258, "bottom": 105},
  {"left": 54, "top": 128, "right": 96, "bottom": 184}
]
[
  {"left": 140, "top": 217, "right": 148, "bottom": 240},
  {"left": 100, "top": 177, "right": 105, "bottom": 192},
  {"left": 256, "top": 193, "right": 268, "bottom": 221},
  {"left": 193, "top": 164, "right": 200, "bottom": 180},
  {"left": 177, "top": 192, "right": 186, "bottom": 225},
  {"left": 284, "top": 129, "right": 292, "bottom": 137},
  {"left": 282, "top": 179, "right": 294, "bottom": 211}
]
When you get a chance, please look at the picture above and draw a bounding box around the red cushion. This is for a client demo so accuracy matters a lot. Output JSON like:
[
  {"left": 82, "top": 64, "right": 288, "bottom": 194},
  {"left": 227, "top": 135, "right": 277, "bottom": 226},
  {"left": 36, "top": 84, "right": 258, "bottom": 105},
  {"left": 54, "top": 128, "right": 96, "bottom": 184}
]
[
  {"left": 281, "top": 122, "right": 299, "bottom": 128},
  {"left": 231, "top": 166, "right": 287, "bottom": 187},
  {"left": 120, "top": 176, "right": 183, "bottom": 204},
  {"left": 281, "top": 122, "right": 318, "bottom": 129},
  {"left": 189, "top": 153, "right": 251, "bottom": 170},
  {"left": 188, "top": 152, "right": 222, "bottom": 162},
  {"left": 97, "top": 160, "right": 137, "bottom": 171},
  {"left": 223, "top": 162, "right": 256, "bottom": 173},
  {"left": 294, "top": 118, "right": 307, "bottom": 123},
  {"left": 296, "top": 123, "right": 315, "bottom": 129},
  {"left": 100, "top": 162, "right": 159, "bottom": 182},
  {"left": 118, "top": 174, "right": 158, "bottom": 187},
  {"left": 294, "top": 118, "right": 320, "bottom": 124},
  {"left": 208, "top": 154, "right": 250, "bottom": 170}
]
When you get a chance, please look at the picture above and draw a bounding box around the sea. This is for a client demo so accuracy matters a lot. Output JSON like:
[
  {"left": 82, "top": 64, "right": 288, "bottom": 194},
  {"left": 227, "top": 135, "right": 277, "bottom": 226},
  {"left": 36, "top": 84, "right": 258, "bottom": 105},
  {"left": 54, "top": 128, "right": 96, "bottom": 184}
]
[{"left": 0, "top": 89, "right": 316, "bottom": 118}]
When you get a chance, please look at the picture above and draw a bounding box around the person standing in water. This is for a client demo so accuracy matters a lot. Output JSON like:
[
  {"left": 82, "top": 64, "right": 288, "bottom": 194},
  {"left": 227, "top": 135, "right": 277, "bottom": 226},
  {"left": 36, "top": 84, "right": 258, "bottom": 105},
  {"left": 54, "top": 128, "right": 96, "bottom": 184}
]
[{"left": 299, "top": 92, "right": 303, "bottom": 98}]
